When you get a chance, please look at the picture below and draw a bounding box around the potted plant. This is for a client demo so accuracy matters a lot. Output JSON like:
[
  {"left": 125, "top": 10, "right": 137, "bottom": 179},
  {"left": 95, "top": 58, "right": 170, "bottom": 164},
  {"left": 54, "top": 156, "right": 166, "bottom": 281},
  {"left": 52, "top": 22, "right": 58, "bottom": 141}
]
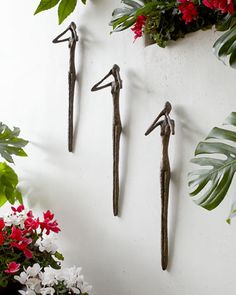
[
  {"left": 110, "top": 0, "right": 236, "bottom": 68},
  {"left": 0, "top": 205, "right": 63, "bottom": 293},
  {"left": 0, "top": 205, "right": 92, "bottom": 294}
]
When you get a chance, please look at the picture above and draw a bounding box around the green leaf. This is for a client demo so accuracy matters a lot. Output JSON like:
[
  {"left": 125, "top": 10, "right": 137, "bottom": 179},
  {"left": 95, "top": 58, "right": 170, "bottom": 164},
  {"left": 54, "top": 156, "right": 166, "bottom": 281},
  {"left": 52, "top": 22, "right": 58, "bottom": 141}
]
[
  {"left": 213, "top": 24, "right": 236, "bottom": 68},
  {"left": 58, "top": 0, "right": 77, "bottom": 24},
  {"left": 0, "top": 123, "right": 28, "bottom": 164},
  {"left": 215, "top": 13, "right": 233, "bottom": 32},
  {"left": 0, "top": 162, "right": 22, "bottom": 207},
  {"left": 81, "top": 0, "right": 86, "bottom": 3},
  {"left": 189, "top": 112, "right": 236, "bottom": 220},
  {"left": 54, "top": 251, "right": 64, "bottom": 261},
  {"left": 34, "top": 0, "right": 60, "bottom": 15}
]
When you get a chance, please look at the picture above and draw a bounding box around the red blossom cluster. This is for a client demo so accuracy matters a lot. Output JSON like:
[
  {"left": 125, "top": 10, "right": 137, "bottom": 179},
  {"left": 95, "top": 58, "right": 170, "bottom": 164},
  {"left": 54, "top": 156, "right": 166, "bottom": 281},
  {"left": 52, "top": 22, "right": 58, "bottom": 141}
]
[
  {"left": 178, "top": 0, "right": 198, "bottom": 24},
  {"left": 202, "top": 0, "right": 234, "bottom": 14},
  {"left": 178, "top": 0, "right": 235, "bottom": 24},
  {"left": 0, "top": 205, "right": 61, "bottom": 275},
  {"left": 131, "top": 15, "right": 147, "bottom": 41}
]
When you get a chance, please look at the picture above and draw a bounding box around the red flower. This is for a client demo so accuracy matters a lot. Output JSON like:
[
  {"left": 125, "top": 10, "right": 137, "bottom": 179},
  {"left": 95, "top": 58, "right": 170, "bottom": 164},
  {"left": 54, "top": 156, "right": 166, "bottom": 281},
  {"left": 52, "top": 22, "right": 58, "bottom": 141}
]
[
  {"left": 131, "top": 15, "right": 147, "bottom": 41},
  {"left": 202, "top": 0, "right": 234, "bottom": 14},
  {"left": 11, "top": 237, "right": 33, "bottom": 259},
  {"left": 24, "top": 217, "right": 40, "bottom": 232},
  {"left": 11, "top": 205, "right": 24, "bottom": 213},
  {"left": 9, "top": 226, "right": 23, "bottom": 241},
  {"left": 0, "top": 232, "right": 5, "bottom": 246},
  {"left": 178, "top": 0, "right": 198, "bottom": 24},
  {"left": 0, "top": 219, "right": 5, "bottom": 231},
  {"left": 5, "top": 262, "right": 20, "bottom": 274},
  {"left": 27, "top": 210, "right": 34, "bottom": 218},
  {"left": 40, "top": 210, "right": 60, "bottom": 235}
]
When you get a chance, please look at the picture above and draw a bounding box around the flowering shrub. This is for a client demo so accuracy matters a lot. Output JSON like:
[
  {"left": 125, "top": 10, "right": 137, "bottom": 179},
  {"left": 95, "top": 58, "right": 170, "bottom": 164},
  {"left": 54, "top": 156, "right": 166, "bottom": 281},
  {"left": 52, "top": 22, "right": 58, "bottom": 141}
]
[
  {"left": 110, "top": 0, "right": 236, "bottom": 68},
  {"left": 0, "top": 205, "right": 63, "bottom": 288},
  {"left": 14, "top": 263, "right": 92, "bottom": 295}
]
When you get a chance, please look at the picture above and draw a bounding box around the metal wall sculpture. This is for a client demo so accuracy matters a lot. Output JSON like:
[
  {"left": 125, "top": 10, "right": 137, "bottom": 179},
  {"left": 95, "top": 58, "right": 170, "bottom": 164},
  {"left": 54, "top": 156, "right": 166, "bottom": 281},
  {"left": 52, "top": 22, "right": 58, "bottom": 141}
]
[
  {"left": 145, "top": 101, "right": 175, "bottom": 270},
  {"left": 91, "top": 64, "right": 123, "bottom": 217},
  {"left": 53, "top": 22, "right": 78, "bottom": 152}
]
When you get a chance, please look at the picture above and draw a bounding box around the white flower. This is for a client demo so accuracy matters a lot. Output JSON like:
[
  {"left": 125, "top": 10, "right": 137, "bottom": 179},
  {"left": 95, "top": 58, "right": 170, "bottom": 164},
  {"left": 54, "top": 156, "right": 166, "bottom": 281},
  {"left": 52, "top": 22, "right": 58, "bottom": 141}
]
[
  {"left": 19, "top": 289, "right": 36, "bottom": 295},
  {"left": 39, "top": 287, "right": 55, "bottom": 295},
  {"left": 78, "top": 281, "right": 92, "bottom": 293},
  {"left": 24, "top": 263, "right": 41, "bottom": 277},
  {"left": 40, "top": 267, "right": 58, "bottom": 286},
  {"left": 4, "top": 212, "right": 27, "bottom": 227},
  {"left": 14, "top": 271, "right": 29, "bottom": 285},
  {"left": 36, "top": 236, "right": 58, "bottom": 254},
  {"left": 25, "top": 277, "right": 41, "bottom": 290},
  {"left": 56, "top": 266, "right": 82, "bottom": 288},
  {"left": 71, "top": 287, "right": 81, "bottom": 294}
]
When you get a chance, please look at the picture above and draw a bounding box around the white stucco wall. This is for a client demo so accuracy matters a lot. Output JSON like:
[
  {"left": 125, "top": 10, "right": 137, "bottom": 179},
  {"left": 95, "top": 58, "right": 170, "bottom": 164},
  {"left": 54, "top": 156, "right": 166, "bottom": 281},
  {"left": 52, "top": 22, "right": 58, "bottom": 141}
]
[{"left": 1, "top": 1, "right": 236, "bottom": 294}]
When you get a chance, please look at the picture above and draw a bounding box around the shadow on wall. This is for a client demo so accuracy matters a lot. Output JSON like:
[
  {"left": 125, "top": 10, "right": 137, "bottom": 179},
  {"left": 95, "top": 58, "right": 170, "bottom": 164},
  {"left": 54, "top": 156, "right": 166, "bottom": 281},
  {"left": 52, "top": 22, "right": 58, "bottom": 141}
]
[
  {"left": 119, "top": 69, "right": 153, "bottom": 217},
  {"left": 168, "top": 105, "right": 206, "bottom": 269}
]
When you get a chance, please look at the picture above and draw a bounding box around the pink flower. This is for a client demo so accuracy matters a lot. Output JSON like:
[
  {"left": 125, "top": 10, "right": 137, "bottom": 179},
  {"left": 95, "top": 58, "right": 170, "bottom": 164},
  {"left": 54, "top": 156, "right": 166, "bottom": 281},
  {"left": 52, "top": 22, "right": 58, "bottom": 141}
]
[
  {"left": 202, "top": 0, "right": 234, "bottom": 14},
  {"left": 178, "top": 0, "right": 198, "bottom": 24},
  {"left": 131, "top": 15, "right": 147, "bottom": 41},
  {"left": 40, "top": 210, "right": 60, "bottom": 235},
  {"left": 11, "top": 205, "right": 24, "bottom": 213},
  {"left": 5, "top": 262, "right": 20, "bottom": 274}
]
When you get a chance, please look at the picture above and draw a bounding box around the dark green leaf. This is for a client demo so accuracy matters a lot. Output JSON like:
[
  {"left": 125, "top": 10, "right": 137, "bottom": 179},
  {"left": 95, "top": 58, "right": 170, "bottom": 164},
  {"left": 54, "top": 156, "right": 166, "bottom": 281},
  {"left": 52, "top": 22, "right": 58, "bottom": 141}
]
[
  {"left": 58, "top": 0, "right": 77, "bottom": 24},
  {"left": 189, "top": 112, "right": 236, "bottom": 220}
]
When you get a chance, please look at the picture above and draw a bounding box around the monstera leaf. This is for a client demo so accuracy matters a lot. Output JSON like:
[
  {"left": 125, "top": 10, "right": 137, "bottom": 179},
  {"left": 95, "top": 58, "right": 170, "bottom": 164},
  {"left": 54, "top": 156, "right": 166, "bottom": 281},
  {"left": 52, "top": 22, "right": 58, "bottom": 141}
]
[
  {"left": 0, "top": 123, "right": 28, "bottom": 164},
  {"left": 110, "top": 0, "right": 144, "bottom": 32},
  {"left": 189, "top": 112, "right": 236, "bottom": 221},
  {"left": 213, "top": 23, "right": 236, "bottom": 69}
]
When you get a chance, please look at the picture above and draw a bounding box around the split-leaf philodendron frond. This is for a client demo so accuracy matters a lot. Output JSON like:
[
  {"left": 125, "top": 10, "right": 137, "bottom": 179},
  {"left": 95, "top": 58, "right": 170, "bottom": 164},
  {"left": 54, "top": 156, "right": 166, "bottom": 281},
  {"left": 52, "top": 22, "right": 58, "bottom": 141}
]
[{"left": 189, "top": 112, "right": 236, "bottom": 222}]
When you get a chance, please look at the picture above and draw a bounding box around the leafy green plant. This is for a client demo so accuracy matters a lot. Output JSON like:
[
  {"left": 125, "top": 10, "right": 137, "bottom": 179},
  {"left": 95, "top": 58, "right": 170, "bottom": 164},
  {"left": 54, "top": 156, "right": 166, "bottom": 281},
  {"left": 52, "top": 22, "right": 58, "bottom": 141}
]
[
  {"left": 111, "top": 0, "right": 236, "bottom": 68},
  {"left": 189, "top": 112, "right": 236, "bottom": 222},
  {"left": 34, "top": 0, "right": 86, "bottom": 24},
  {"left": 0, "top": 123, "right": 28, "bottom": 207}
]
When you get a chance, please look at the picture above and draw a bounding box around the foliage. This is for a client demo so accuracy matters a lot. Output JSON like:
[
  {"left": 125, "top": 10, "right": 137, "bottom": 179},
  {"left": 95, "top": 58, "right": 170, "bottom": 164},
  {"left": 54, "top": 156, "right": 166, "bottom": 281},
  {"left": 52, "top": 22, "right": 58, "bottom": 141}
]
[
  {"left": 0, "top": 123, "right": 28, "bottom": 207},
  {"left": 34, "top": 0, "right": 86, "bottom": 24},
  {"left": 0, "top": 206, "right": 63, "bottom": 288},
  {"left": 0, "top": 163, "right": 22, "bottom": 207},
  {"left": 111, "top": 0, "right": 236, "bottom": 68},
  {"left": 188, "top": 112, "right": 236, "bottom": 222}
]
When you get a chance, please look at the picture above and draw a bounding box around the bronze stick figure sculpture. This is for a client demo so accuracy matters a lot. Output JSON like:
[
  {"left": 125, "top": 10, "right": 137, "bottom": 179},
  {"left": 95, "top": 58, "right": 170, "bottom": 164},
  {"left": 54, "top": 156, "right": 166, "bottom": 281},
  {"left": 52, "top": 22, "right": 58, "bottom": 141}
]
[
  {"left": 145, "top": 101, "right": 175, "bottom": 270},
  {"left": 91, "top": 64, "right": 123, "bottom": 216},
  {"left": 53, "top": 22, "right": 78, "bottom": 152}
]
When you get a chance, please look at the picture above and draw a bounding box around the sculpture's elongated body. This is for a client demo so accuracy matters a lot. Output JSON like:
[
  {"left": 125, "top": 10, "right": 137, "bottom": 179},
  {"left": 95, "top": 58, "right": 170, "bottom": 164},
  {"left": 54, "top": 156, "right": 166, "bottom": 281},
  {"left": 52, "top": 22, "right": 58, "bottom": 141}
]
[
  {"left": 145, "top": 102, "right": 175, "bottom": 270},
  {"left": 91, "top": 65, "right": 122, "bottom": 216},
  {"left": 53, "top": 22, "right": 78, "bottom": 152}
]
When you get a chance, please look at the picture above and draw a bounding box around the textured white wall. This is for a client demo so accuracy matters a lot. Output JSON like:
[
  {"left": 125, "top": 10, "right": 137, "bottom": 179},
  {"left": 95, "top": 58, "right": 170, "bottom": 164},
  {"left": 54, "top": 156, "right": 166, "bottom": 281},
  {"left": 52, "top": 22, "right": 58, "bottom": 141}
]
[{"left": 1, "top": 1, "right": 236, "bottom": 294}]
